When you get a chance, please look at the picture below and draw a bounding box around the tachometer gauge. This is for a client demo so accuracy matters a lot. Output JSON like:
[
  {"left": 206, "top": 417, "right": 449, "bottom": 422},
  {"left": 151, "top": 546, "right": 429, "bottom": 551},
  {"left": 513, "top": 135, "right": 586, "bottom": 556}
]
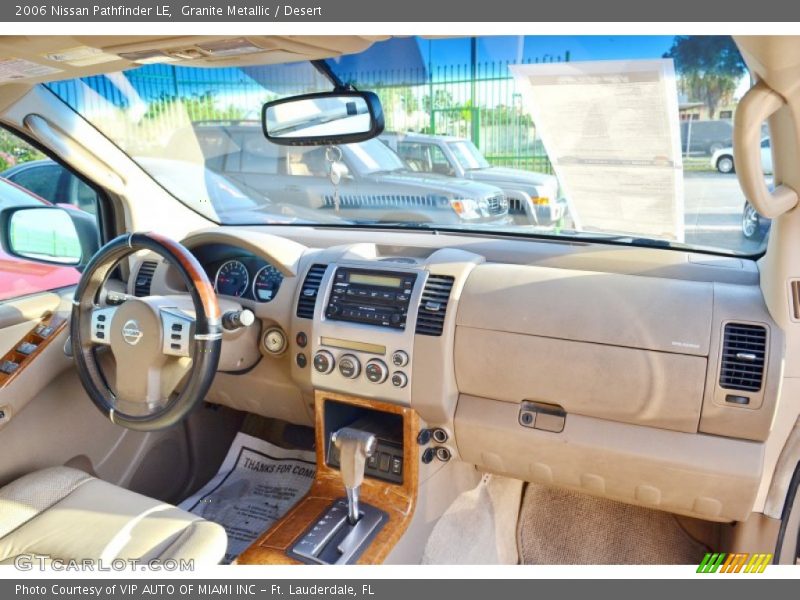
[
  {"left": 214, "top": 260, "right": 249, "bottom": 297},
  {"left": 252, "top": 264, "right": 284, "bottom": 302}
]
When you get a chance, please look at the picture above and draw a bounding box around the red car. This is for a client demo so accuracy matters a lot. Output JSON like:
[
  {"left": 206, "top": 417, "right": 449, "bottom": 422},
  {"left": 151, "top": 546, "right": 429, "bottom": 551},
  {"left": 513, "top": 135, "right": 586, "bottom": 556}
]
[{"left": 0, "top": 177, "right": 80, "bottom": 301}]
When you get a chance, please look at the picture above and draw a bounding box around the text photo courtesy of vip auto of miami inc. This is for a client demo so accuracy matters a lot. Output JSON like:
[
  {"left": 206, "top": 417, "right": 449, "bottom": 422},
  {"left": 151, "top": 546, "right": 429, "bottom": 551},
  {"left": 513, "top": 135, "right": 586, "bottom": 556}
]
[{"left": 0, "top": 1, "right": 797, "bottom": 597}]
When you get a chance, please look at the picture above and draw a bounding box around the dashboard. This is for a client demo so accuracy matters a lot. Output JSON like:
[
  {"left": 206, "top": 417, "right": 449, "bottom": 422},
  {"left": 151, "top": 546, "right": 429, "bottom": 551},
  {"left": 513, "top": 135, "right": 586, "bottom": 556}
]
[{"left": 129, "top": 225, "right": 783, "bottom": 525}]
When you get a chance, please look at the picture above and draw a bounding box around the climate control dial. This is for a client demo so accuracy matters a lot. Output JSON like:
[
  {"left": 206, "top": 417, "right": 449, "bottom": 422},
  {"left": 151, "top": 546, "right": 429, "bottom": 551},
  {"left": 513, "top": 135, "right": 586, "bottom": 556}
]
[
  {"left": 391, "top": 350, "right": 409, "bottom": 367},
  {"left": 391, "top": 371, "right": 408, "bottom": 388},
  {"left": 338, "top": 354, "right": 361, "bottom": 379},
  {"left": 364, "top": 359, "right": 389, "bottom": 384},
  {"left": 313, "top": 350, "right": 335, "bottom": 374}
]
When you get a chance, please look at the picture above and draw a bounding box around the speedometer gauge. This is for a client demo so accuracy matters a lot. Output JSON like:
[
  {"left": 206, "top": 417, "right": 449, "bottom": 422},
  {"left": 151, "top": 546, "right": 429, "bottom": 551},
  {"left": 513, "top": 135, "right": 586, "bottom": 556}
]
[
  {"left": 252, "top": 264, "right": 284, "bottom": 302},
  {"left": 214, "top": 260, "right": 249, "bottom": 297}
]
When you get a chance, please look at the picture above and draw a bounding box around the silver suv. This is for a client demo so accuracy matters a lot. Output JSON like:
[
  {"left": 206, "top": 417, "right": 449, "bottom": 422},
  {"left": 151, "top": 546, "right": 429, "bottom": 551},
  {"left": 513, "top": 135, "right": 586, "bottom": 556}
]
[
  {"left": 380, "top": 131, "right": 565, "bottom": 227},
  {"left": 189, "top": 121, "right": 511, "bottom": 226}
]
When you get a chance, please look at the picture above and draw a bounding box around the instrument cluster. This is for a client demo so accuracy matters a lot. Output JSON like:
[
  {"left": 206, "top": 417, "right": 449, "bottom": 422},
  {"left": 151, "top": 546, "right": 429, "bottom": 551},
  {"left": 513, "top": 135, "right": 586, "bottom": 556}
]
[{"left": 210, "top": 256, "right": 284, "bottom": 302}]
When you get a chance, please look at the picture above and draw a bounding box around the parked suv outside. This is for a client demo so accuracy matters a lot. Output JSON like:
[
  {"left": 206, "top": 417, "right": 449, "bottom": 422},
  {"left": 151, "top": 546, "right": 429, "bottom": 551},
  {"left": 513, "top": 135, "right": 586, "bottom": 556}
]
[
  {"left": 188, "top": 121, "right": 511, "bottom": 226},
  {"left": 379, "top": 131, "right": 564, "bottom": 227}
]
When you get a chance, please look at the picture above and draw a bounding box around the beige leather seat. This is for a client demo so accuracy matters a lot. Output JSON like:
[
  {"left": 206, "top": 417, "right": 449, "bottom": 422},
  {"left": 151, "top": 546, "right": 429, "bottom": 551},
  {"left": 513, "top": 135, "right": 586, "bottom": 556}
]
[{"left": 0, "top": 467, "right": 226, "bottom": 565}]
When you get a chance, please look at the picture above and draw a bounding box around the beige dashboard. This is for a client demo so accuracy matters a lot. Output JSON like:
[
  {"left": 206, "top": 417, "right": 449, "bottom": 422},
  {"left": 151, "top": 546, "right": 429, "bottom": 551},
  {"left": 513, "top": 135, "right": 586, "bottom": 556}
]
[{"left": 131, "top": 225, "right": 783, "bottom": 524}]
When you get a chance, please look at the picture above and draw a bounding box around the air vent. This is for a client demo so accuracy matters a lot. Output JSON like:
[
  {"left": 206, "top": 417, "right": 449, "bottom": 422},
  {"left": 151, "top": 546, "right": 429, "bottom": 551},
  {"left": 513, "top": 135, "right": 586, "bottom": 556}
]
[
  {"left": 415, "top": 275, "right": 455, "bottom": 336},
  {"left": 719, "top": 323, "right": 768, "bottom": 392},
  {"left": 134, "top": 261, "right": 158, "bottom": 297},
  {"left": 296, "top": 264, "right": 327, "bottom": 319}
]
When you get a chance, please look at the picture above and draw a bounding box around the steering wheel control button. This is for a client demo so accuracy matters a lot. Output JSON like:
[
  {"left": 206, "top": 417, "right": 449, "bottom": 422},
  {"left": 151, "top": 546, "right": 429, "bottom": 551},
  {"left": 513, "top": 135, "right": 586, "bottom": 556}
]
[
  {"left": 296, "top": 332, "right": 308, "bottom": 348},
  {"left": 364, "top": 359, "right": 389, "bottom": 384},
  {"left": 391, "top": 350, "right": 409, "bottom": 367},
  {"left": 338, "top": 354, "right": 361, "bottom": 379},
  {"left": 263, "top": 328, "right": 287, "bottom": 355},
  {"left": 296, "top": 353, "right": 307, "bottom": 368},
  {"left": 313, "top": 350, "right": 335, "bottom": 374},
  {"left": 90, "top": 307, "right": 117, "bottom": 345},
  {"left": 390, "top": 371, "right": 408, "bottom": 388},
  {"left": 160, "top": 309, "right": 193, "bottom": 357}
]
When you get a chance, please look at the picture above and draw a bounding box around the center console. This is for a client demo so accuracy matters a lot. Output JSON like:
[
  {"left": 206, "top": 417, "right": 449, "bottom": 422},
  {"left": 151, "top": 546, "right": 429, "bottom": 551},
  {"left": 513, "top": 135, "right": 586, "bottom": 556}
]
[
  {"left": 236, "top": 391, "right": 420, "bottom": 565},
  {"left": 309, "top": 263, "right": 429, "bottom": 405}
]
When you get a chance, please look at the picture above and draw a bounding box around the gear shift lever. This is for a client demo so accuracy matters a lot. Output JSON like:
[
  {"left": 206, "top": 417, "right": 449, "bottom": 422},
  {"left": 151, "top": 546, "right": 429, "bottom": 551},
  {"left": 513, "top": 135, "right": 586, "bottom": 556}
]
[{"left": 331, "top": 427, "right": 377, "bottom": 525}]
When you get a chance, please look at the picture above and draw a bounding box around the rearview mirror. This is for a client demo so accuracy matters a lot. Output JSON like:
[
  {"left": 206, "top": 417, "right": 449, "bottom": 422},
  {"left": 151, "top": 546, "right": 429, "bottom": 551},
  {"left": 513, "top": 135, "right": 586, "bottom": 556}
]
[
  {"left": 262, "top": 91, "right": 384, "bottom": 146},
  {"left": 0, "top": 206, "right": 99, "bottom": 268}
]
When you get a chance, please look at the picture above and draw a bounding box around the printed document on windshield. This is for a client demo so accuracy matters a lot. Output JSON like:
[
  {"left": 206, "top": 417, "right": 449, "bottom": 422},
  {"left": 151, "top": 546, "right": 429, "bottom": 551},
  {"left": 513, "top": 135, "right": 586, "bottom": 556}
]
[{"left": 511, "top": 59, "right": 685, "bottom": 241}]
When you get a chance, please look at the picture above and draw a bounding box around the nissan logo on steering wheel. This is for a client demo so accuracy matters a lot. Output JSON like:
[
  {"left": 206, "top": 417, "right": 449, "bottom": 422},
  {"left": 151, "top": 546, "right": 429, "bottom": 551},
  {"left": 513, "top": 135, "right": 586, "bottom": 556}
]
[{"left": 121, "top": 320, "right": 144, "bottom": 346}]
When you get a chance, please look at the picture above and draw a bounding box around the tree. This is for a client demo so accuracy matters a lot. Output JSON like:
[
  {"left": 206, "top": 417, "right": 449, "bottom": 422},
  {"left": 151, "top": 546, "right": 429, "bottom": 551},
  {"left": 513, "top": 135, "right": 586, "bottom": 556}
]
[
  {"left": 422, "top": 89, "right": 454, "bottom": 112},
  {"left": 144, "top": 92, "right": 249, "bottom": 123},
  {"left": 664, "top": 36, "right": 747, "bottom": 119}
]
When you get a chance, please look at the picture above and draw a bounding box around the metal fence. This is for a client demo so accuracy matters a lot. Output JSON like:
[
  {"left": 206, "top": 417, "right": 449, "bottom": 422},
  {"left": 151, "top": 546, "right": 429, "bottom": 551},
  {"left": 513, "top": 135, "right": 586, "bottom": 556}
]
[
  {"left": 338, "top": 55, "right": 568, "bottom": 174},
  {"left": 48, "top": 52, "right": 568, "bottom": 174}
]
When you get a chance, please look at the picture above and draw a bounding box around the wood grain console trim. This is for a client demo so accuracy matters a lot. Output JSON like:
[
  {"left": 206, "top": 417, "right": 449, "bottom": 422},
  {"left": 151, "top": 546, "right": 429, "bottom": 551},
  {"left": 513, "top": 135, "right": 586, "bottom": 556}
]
[
  {"left": 0, "top": 312, "right": 67, "bottom": 389},
  {"left": 236, "top": 391, "right": 420, "bottom": 564}
]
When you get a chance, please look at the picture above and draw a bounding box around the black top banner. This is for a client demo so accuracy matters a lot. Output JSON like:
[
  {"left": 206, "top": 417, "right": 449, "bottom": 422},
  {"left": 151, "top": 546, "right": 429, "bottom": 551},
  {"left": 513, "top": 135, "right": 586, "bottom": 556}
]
[{"left": 2, "top": 0, "right": 799, "bottom": 22}]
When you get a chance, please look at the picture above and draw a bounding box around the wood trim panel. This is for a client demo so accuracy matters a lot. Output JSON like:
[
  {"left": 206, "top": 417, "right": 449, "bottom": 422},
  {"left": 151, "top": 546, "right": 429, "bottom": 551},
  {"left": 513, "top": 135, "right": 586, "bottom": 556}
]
[
  {"left": 237, "top": 391, "right": 420, "bottom": 564},
  {"left": 0, "top": 312, "right": 67, "bottom": 389}
]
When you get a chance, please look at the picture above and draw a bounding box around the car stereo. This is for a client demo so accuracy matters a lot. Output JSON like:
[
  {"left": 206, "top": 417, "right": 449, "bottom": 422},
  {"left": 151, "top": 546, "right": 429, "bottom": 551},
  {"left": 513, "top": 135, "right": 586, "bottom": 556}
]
[{"left": 325, "top": 267, "right": 417, "bottom": 329}]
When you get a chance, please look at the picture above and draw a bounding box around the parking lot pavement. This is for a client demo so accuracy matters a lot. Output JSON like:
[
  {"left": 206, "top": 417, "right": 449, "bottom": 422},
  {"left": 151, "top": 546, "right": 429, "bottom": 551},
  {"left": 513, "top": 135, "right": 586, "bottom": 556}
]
[{"left": 683, "top": 171, "right": 766, "bottom": 255}]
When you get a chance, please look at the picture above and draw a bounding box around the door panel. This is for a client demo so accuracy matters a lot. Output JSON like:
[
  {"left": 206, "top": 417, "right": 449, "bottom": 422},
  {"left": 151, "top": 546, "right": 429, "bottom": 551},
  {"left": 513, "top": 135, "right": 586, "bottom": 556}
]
[
  {"left": 0, "top": 290, "right": 74, "bottom": 433},
  {"left": 0, "top": 291, "right": 202, "bottom": 501}
]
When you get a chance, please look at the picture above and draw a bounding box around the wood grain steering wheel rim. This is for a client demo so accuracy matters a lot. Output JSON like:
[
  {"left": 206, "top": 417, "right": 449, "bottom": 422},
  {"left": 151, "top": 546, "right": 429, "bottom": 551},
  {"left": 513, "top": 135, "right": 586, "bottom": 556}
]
[{"left": 70, "top": 232, "right": 222, "bottom": 431}]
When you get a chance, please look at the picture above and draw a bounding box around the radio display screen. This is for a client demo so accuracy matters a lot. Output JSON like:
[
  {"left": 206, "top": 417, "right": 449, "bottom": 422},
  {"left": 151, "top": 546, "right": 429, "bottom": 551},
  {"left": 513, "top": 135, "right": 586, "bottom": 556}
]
[{"left": 348, "top": 273, "right": 404, "bottom": 288}]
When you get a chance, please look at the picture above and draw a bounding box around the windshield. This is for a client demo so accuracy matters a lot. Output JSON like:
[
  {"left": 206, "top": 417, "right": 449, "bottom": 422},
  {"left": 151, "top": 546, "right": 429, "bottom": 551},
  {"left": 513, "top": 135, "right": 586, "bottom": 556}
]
[
  {"left": 46, "top": 36, "right": 767, "bottom": 256},
  {"left": 345, "top": 139, "right": 407, "bottom": 175},
  {"left": 449, "top": 140, "right": 491, "bottom": 170}
]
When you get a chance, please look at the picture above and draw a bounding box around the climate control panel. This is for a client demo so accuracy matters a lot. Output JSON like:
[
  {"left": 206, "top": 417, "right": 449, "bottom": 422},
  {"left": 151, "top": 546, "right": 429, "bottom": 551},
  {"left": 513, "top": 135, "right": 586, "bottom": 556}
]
[{"left": 313, "top": 349, "right": 409, "bottom": 391}]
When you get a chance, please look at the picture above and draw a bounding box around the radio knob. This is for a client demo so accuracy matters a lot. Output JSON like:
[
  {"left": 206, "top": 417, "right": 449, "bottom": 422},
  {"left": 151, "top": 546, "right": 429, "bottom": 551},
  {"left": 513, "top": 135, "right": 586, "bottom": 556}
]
[
  {"left": 365, "top": 359, "right": 389, "bottom": 384},
  {"left": 391, "top": 350, "right": 409, "bottom": 367},
  {"left": 391, "top": 371, "right": 408, "bottom": 388},
  {"left": 313, "top": 350, "right": 335, "bottom": 374},
  {"left": 338, "top": 354, "right": 361, "bottom": 379}
]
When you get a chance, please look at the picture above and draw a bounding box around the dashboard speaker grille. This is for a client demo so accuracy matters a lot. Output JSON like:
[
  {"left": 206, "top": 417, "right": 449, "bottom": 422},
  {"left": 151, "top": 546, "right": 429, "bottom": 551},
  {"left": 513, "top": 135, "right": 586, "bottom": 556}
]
[
  {"left": 134, "top": 261, "right": 158, "bottom": 297},
  {"left": 415, "top": 274, "right": 455, "bottom": 336},
  {"left": 296, "top": 264, "right": 327, "bottom": 319},
  {"left": 719, "top": 323, "right": 767, "bottom": 392}
]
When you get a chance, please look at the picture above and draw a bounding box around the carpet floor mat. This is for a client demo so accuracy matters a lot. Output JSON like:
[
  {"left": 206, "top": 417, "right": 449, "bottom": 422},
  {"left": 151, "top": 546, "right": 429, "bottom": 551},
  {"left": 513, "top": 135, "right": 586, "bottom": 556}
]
[{"left": 518, "top": 483, "right": 711, "bottom": 564}]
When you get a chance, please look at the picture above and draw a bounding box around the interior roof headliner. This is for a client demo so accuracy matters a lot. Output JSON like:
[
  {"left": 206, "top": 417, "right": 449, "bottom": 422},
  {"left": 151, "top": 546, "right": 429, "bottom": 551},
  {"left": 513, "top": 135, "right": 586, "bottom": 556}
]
[{"left": 0, "top": 35, "right": 393, "bottom": 88}]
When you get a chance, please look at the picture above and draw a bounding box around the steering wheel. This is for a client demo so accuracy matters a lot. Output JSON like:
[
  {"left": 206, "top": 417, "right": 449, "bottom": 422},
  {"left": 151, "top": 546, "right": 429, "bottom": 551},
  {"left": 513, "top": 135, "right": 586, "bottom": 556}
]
[{"left": 70, "top": 232, "right": 222, "bottom": 431}]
